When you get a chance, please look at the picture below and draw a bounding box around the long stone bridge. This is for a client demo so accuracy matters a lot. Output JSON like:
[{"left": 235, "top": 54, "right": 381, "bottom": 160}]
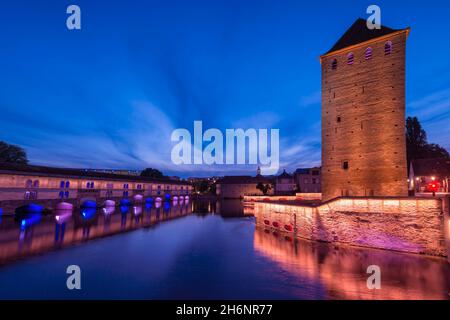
[{"left": 0, "top": 163, "right": 192, "bottom": 215}]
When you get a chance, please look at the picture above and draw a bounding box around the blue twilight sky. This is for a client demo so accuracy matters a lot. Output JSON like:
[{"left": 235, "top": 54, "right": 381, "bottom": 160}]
[{"left": 0, "top": 0, "right": 449, "bottom": 177}]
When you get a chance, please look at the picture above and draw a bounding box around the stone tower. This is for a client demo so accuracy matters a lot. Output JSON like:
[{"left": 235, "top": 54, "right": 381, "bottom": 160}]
[{"left": 320, "top": 18, "right": 410, "bottom": 201}]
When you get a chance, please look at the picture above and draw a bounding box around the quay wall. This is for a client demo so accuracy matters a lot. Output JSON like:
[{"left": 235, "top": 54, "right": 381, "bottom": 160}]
[
  {"left": 244, "top": 193, "right": 322, "bottom": 202},
  {"left": 251, "top": 196, "right": 450, "bottom": 257}
]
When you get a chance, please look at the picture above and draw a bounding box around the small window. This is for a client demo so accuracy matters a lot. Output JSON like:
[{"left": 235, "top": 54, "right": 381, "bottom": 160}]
[
  {"left": 60, "top": 181, "right": 65, "bottom": 188},
  {"left": 347, "top": 53, "right": 354, "bottom": 65},
  {"left": 331, "top": 59, "right": 337, "bottom": 70},
  {"left": 365, "top": 47, "right": 373, "bottom": 60},
  {"left": 385, "top": 41, "right": 393, "bottom": 55},
  {"left": 66, "top": 181, "right": 70, "bottom": 188},
  {"left": 65, "top": 191, "right": 70, "bottom": 198},
  {"left": 59, "top": 191, "right": 64, "bottom": 199},
  {"left": 25, "top": 180, "right": 33, "bottom": 188},
  {"left": 33, "top": 180, "right": 40, "bottom": 188},
  {"left": 343, "top": 161, "right": 349, "bottom": 170},
  {"left": 337, "top": 116, "right": 341, "bottom": 123}
]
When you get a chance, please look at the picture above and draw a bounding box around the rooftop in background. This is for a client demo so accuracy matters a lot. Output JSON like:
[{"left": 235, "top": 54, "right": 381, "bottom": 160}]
[
  {"left": 295, "top": 167, "right": 321, "bottom": 175},
  {"left": 410, "top": 158, "right": 450, "bottom": 176},
  {"left": 216, "top": 175, "right": 274, "bottom": 185},
  {"left": 277, "top": 170, "right": 293, "bottom": 179},
  {"left": 79, "top": 168, "right": 142, "bottom": 176},
  {"left": 323, "top": 18, "right": 409, "bottom": 55},
  {"left": 0, "top": 163, "right": 189, "bottom": 185}
]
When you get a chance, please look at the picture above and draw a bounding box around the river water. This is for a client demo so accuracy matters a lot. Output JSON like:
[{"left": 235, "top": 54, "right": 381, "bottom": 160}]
[{"left": 0, "top": 199, "right": 449, "bottom": 299}]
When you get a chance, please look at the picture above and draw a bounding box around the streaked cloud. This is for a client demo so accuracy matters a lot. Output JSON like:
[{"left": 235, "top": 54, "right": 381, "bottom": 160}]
[{"left": 407, "top": 88, "right": 450, "bottom": 150}]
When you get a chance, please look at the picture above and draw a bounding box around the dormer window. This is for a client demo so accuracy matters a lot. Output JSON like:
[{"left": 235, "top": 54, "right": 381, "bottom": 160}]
[
  {"left": 385, "top": 41, "right": 393, "bottom": 55},
  {"left": 347, "top": 53, "right": 354, "bottom": 65}
]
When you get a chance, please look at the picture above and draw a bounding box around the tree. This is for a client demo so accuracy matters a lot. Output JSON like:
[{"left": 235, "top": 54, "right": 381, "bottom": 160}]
[
  {"left": 256, "top": 182, "right": 272, "bottom": 196},
  {"left": 195, "top": 180, "right": 209, "bottom": 193},
  {"left": 0, "top": 141, "right": 28, "bottom": 164},
  {"left": 140, "top": 168, "right": 164, "bottom": 179},
  {"left": 406, "top": 117, "right": 449, "bottom": 165},
  {"left": 423, "top": 143, "right": 450, "bottom": 159},
  {"left": 193, "top": 179, "right": 216, "bottom": 194}
]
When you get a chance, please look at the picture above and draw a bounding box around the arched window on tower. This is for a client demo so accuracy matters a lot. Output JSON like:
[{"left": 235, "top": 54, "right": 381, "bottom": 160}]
[
  {"left": 331, "top": 59, "right": 338, "bottom": 70},
  {"left": 347, "top": 53, "right": 354, "bottom": 65},
  {"left": 365, "top": 47, "right": 373, "bottom": 60},
  {"left": 385, "top": 41, "right": 393, "bottom": 55}
]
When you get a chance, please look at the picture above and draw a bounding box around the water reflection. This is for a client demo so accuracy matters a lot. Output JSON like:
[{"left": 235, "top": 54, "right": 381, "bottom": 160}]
[
  {"left": 54, "top": 209, "right": 71, "bottom": 246},
  {"left": 1, "top": 199, "right": 449, "bottom": 300},
  {"left": 254, "top": 225, "right": 450, "bottom": 300},
  {"left": 0, "top": 199, "right": 192, "bottom": 266}
]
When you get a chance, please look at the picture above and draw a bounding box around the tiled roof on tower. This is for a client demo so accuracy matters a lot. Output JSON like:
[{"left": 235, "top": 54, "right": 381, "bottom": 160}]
[{"left": 325, "top": 18, "right": 405, "bottom": 55}]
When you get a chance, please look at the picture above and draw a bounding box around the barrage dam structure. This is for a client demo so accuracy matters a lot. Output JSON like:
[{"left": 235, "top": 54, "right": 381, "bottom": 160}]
[{"left": 0, "top": 163, "right": 192, "bottom": 214}]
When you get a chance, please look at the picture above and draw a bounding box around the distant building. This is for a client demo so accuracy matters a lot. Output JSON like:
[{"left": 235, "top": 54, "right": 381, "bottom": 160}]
[
  {"left": 409, "top": 158, "right": 450, "bottom": 193},
  {"left": 216, "top": 176, "right": 274, "bottom": 199},
  {"left": 275, "top": 170, "right": 296, "bottom": 195},
  {"left": 321, "top": 19, "right": 410, "bottom": 201},
  {"left": 294, "top": 167, "right": 322, "bottom": 193}
]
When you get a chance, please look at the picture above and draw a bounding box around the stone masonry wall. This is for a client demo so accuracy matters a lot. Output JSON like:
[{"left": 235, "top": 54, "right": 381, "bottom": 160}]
[
  {"left": 253, "top": 197, "right": 448, "bottom": 257},
  {"left": 321, "top": 31, "right": 409, "bottom": 201}
]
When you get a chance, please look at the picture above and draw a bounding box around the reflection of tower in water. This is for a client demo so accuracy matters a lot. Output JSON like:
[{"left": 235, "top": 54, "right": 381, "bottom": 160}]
[{"left": 253, "top": 228, "right": 450, "bottom": 300}]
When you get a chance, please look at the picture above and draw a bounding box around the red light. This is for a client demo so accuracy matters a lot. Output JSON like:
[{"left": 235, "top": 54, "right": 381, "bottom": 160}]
[{"left": 427, "top": 182, "right": 440, "bottom": 192}]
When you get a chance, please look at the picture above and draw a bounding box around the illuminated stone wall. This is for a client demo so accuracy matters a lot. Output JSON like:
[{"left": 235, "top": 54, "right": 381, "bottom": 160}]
[
  {"left": 321, "top": 31, "right": 409, "bottom": 201},
  {"left": 254, "top": 197, "right": 449, "bottom": 257},
  {"left": 216, "top": 183, "right": 274, "bottom": 199},
  {"left": 244, "top": 193, "right": 322, "bottom": 202}
]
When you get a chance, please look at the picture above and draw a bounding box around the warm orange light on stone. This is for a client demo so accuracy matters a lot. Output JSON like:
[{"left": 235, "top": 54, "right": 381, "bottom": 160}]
[{"left": 320, "top": 27, "right": 410, "bottom": 201}]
